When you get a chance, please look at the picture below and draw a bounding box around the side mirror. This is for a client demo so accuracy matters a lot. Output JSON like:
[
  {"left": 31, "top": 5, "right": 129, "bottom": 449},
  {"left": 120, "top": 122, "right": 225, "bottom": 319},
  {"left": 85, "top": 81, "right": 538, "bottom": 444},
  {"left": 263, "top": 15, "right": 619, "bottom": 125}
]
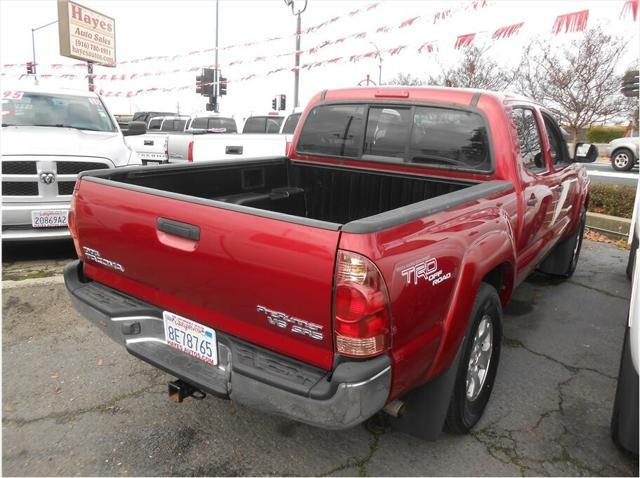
[
  {"left": 123, "top": 121, "right": 147, "bottom": 136},
  {"left": 574, "top": 143, "right": 598, "bottom": 163}
]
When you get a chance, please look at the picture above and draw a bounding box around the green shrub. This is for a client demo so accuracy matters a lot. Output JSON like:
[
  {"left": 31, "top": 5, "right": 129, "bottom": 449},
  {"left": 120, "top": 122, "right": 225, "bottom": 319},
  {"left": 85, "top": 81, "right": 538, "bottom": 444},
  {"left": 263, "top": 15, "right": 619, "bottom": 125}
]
[
  {"left": 585, "top": 126, "right": 627, "bottom": 144},
  {"left": 588, "top": 184, "right": 636, "bottom": 218}
]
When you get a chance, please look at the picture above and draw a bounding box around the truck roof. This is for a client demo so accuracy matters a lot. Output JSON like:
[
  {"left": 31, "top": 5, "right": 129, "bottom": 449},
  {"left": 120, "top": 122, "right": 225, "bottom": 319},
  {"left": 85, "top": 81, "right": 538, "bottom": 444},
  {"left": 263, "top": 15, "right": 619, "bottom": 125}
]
[{"left": 319, "top": 86, "right": 534, "bottom": 107}]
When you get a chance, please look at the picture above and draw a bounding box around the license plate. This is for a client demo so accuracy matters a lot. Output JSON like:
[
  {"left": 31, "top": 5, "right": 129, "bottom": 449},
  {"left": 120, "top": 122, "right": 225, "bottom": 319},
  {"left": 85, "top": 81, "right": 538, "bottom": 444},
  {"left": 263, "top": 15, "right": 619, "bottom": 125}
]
[
  {"left": 31, "top": 210, "right": 68, "bottom": 228},
  {"left": 163, "top": 311, "right": 217, "bottom": 365},
  {"left": 140, "top": 153, "right": 166, "bottom": 161}
]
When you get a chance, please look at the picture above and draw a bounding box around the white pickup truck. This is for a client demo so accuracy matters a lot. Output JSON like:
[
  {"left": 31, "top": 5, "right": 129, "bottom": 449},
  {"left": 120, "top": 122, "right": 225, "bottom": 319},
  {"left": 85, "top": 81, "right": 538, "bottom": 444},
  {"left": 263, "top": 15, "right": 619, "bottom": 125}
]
[
  {"left": 169, "top": 111, "right": 302, "bottom": 164},
  {"left": 1, "top": 86, "right": 140, "bottom": 241}
]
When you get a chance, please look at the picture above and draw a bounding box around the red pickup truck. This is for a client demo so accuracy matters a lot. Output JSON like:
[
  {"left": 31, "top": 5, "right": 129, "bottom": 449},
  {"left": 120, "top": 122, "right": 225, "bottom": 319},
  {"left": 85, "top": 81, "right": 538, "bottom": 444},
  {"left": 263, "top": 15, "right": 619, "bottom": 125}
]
[{"left": 64, "top": 87, "right": 596, "bottom": 439}]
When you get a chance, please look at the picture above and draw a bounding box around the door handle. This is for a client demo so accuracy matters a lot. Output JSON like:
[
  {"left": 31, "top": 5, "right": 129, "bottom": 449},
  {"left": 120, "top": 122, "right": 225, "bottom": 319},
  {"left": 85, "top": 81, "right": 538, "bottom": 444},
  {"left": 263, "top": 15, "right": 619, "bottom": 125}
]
[
  {"left": 527, "top": 195, "right": 538, "bottom": 206},
  {"left": 157, "top": 217, "right": 200, "bottom": 241},
  {"left": 144, "top": 140, "right": 154, "bottom": 146},
  {"left": 225, "top": 145, "right": 243, "bottom": 155}
]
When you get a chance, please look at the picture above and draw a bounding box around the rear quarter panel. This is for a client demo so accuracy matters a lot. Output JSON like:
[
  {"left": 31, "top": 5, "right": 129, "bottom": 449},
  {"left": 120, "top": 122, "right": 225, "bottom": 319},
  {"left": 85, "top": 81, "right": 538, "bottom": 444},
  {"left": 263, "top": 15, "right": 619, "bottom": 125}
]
[{"left": 339, "top": 187, "right": 518, "bottom": 401}]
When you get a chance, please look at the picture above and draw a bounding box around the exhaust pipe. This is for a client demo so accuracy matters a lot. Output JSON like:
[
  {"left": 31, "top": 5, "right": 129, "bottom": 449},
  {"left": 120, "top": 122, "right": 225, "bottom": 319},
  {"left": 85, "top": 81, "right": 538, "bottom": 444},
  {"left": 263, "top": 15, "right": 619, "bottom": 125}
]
[
  {"left": 168, "top": 379, "right": 206, "bottom": 403},
  {"left": 383, "top": 399, "right": 406, "bottom": 418}
]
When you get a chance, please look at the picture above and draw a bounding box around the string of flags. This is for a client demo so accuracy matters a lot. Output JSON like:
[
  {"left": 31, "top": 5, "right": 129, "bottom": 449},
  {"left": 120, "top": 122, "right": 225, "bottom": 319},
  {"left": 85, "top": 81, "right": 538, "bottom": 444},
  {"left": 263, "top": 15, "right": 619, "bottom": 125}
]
[
  {"left": 3, "top": 0, "right": 637, "bottom": 97},
  {"left": 1, "top": 0, "right": 487, "bottom": 73}
]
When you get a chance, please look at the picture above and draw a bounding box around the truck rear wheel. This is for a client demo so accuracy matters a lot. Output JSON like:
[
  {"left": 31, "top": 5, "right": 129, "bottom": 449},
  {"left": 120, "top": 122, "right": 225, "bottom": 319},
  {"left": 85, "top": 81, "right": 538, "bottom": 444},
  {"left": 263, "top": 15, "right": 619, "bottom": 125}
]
[{"left": 445, "top": 283, "right": 502, "bottom": 434}]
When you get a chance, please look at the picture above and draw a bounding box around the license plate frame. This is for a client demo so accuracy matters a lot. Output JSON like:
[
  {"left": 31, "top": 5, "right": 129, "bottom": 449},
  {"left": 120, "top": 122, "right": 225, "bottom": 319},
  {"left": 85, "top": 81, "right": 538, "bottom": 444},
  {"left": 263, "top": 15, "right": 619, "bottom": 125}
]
[
  {"left": 163, "top": 311, "right": 218, "bottom": 366},
  {"left": 31, "top": 210, "right": 68, "bottom": 228}
]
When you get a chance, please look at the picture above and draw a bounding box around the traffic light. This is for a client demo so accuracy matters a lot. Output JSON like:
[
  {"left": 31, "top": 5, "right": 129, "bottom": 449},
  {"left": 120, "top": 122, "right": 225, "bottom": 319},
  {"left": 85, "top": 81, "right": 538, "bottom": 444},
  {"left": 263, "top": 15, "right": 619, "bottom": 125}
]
[
  {"left": 26, "top": 62, "right": 34, "bottom": 75},
  {"left": 272, "top": 97, "right": 277, "bottom": 110},
  {"left": 621, "top": 69, "right": 639, "bottom": 98},
  {"left": 196, "top": 68, "right": 215, "bottom": 97},
  {"left": 279, "top": 94, "right": 286, "bottom": 111},
  {"left": 219, "top": 76, "right": 227, "bottom": 96}
]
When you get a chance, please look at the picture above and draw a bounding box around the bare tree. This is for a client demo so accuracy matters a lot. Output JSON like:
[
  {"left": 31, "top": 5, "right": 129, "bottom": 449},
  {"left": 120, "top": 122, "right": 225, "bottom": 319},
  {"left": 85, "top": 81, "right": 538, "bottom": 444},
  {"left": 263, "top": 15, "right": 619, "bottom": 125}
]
[
  {"left": 428, "top": 45, "right": 516, "bottom": 90},
  {"left": 386, "top": 73, "right": 426, "bottom": 86},
  {"left": 516, "top": 26, "right": 632, "bottom": 141}
]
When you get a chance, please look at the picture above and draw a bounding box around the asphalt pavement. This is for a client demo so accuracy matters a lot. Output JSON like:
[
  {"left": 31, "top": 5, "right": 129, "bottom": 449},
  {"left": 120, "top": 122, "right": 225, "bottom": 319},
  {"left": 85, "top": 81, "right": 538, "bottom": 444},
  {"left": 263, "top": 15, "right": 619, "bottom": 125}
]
[
  {"left": 584, "top": 162, "right": 638, "bottom": 187},
  {"left": 2, "top": 240, "right": 639, "bottom": 476}
]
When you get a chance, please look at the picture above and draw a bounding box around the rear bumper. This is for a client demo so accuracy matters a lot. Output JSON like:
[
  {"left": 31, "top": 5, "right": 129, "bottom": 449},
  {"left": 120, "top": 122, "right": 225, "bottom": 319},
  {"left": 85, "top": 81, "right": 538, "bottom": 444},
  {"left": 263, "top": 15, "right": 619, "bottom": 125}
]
[
  {"left": 2, "top": 202, "right": 70, "bottom": 241},
  {"left": 64, "top": 260, "right": 391, "bottom": 429}
]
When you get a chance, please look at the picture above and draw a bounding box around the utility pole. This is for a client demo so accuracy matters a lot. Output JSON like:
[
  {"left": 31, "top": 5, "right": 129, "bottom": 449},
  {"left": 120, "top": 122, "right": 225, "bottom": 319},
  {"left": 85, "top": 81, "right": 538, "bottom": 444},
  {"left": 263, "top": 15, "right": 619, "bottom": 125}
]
[
  {"left": 284, "top": 0, "right": 308, "bottom": 109},
  {"left": 214, "top": 0, "right": 219, "bottom": 112}
]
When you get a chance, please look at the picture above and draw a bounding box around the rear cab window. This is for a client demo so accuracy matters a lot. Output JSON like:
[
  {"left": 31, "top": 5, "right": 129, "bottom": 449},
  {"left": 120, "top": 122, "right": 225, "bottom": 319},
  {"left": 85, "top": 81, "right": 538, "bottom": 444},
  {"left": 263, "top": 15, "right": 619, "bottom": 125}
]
[{"left": 297, "top": 103, "right": 492, "bottom": 172}]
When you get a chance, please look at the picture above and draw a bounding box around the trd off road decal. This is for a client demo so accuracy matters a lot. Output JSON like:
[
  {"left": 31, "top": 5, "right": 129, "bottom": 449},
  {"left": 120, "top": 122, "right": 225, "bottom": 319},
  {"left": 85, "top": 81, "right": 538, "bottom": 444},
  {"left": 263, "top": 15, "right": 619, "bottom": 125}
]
[{"left": 400, "top": 257, "right": 451, "bottom": 286}]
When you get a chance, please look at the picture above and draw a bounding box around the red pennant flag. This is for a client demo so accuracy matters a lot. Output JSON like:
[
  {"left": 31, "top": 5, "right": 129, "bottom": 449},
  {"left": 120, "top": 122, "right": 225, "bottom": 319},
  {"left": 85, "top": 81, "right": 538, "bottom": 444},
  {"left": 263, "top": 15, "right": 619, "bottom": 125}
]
[
  {"left": 418, "top": 42, "right": 437, "bottom": 54},
  {"left": 399, "top": 16, "right": 420, "bottom": 28},
  {"left": 493, "top": 22, "right": 524, "bottom": 39},
  {"left": 388, "top": 45, "right": 407, "bottom": 56},
  {"left": 454, "top": 33, "right": 475, "bottom": 49},
  {"left": 620, "top": 0, "right": 639, "bottom": 20},
  {"left": 552, "top": 10, "right": 589, "bottom": 34},
  {"left": 433, "top": 9, "right": 451, "bottom": 24}
]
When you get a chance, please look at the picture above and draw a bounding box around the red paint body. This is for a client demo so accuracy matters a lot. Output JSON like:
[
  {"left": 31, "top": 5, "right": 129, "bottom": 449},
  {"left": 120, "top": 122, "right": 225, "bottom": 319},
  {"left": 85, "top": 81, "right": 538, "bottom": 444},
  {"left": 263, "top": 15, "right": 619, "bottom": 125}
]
[{"left": 73, "top": 87, "right": 589, "bottom": 402}]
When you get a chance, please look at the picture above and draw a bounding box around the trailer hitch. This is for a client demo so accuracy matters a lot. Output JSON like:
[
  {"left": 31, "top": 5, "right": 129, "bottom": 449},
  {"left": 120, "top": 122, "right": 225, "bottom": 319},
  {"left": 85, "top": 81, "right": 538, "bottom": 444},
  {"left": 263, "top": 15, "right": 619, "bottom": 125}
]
[{"left": 168, "top": 379, "right": 206, "bottom": 403}]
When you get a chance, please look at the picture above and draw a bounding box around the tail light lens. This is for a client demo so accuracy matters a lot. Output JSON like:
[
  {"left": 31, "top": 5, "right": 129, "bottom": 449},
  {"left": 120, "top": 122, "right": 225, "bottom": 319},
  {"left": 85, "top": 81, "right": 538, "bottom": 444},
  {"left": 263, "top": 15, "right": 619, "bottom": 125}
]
[
  {"left": 334, "top": 250, "right": 391, "bottom": 358},
  {"left": 187, "top": 141, "right": 194, "bottom": 162},
  {"left": 68, "top": 188, "right": 83, "bottom": 259}
]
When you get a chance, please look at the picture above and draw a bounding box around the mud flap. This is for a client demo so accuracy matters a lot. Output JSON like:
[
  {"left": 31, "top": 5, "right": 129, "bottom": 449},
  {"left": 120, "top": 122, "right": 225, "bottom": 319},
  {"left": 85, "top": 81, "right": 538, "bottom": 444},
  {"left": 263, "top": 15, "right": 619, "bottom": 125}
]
[{"left": 389, "top": 344, "right": 463, "bottom": 440}]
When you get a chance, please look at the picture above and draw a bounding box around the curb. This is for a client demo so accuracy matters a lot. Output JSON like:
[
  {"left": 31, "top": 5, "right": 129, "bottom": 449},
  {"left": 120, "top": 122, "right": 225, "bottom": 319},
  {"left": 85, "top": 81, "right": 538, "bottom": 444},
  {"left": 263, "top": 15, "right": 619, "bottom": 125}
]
[
  {"left": 2, "top": 275, "right": 65, "bottom": 290},
  {"left": 586, "top": 211, "right": 631, "bottom": 238}
]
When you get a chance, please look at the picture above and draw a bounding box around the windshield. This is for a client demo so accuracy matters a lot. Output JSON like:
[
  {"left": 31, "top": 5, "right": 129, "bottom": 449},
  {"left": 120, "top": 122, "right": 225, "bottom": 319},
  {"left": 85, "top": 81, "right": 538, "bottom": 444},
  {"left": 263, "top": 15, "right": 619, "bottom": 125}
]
[
  {"left": 2, "top": 91, "right": 116, "bottom": 132},
  {"left": 190, "top": 117, "right": 237, "bottom": 133},
  {"left": 281, "top": 113, "right": 301, "bottom": 134}
]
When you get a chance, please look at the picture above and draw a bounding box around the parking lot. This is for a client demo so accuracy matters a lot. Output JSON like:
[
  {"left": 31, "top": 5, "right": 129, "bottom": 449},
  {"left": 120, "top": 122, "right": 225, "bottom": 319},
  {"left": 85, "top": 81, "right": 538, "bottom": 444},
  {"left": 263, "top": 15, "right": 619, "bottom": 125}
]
[{"left": 1, "top": 239, "right": 638, "bottom": 476}]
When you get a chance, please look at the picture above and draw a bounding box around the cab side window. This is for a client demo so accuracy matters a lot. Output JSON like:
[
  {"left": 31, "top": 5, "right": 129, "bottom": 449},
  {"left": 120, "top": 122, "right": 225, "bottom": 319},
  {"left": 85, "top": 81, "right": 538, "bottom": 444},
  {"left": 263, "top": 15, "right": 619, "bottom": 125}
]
[
  {"left": 512, "top": 108, "right": 546, "bottom": 174},
  {"left": 542, "top": 114, "right": 571, "bottom": 168}
]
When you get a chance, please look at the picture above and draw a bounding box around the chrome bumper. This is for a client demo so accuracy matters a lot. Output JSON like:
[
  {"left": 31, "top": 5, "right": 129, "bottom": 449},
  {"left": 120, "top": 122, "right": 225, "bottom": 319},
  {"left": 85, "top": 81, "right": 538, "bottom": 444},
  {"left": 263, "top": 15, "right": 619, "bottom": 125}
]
[
  {"left": 2, "top": 202, "right": 71, "bottom": 241},
  {"left": 64, "top": 261, "right": 391, "bottom": 429}
]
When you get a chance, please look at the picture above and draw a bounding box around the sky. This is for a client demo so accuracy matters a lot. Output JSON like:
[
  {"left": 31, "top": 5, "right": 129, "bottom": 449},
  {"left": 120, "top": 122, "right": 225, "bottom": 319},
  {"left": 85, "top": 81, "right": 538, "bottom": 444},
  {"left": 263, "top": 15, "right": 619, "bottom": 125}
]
[{"left": 1, "top": 0, "right": 638, "bottom": 118}]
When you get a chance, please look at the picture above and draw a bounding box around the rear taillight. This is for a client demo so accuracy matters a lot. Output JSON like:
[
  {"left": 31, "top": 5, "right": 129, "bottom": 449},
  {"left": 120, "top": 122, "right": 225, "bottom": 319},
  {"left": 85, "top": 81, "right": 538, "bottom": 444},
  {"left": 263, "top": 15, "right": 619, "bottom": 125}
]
[
  {"left": 187, "top": 141, "right": 194, "bottom": 162},
  {"left": 68, "top": 188, "right": 82, "bottom": 258},
  {"left": 334, "top": 250, "right": 391, "bottom": 358}
]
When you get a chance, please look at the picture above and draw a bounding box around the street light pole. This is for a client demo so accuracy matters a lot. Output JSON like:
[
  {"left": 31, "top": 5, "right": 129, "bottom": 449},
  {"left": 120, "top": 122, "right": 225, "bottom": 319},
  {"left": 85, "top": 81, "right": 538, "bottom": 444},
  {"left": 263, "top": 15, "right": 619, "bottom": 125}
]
[
  {"left": 214, "top": 0, "right": 219, "bottom": 112},
  {"left": 369, "top": 41, "right": 383, "bottom": 86},
  {"left": 284, "top": 0, "right": 308, "bottom": 109},
  {"left": 31, "top": 19, "right": 58, "bottom": 82}
]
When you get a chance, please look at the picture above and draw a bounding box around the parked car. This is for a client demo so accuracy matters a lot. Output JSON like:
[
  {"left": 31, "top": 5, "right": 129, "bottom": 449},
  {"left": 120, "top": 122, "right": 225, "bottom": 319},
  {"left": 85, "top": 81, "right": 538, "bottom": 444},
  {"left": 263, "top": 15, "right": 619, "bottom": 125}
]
[
  {"left": 166, "top": 111, "right": 300, "bottom": 163},
  {"left": 147, "top": 115, "right": 190, "bottom": 132},
  {"left": 64, "top": 87, "right": 596, "bottom": 439},
  {"left": 1, "top": 86, "right": 141, "bottom": 241},
  {"left": 610, "top": 178, "right": 639, "bottom": 455},
  {"left": 241, "top": 113, "right": 284, "bottom": 134},
  {"left": 131, "top": 111, "right": 176, "bottom": 127},
  {"left": 607, "top": 136, "right": 639, "bottom": 171}
]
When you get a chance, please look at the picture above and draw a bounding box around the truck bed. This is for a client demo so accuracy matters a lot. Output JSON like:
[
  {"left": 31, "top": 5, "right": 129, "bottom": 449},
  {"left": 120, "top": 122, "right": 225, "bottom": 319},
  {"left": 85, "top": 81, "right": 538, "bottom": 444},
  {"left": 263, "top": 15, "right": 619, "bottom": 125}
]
[{"left": 81, "top": 157, "right": 495, "bottom": 229}]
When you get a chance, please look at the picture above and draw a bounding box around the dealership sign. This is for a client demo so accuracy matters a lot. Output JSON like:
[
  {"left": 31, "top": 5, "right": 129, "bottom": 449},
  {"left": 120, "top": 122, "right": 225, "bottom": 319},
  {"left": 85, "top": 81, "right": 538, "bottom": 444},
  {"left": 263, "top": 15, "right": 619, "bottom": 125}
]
[{"left": 57, "top": 0, "right": 116, "bottom": 67}]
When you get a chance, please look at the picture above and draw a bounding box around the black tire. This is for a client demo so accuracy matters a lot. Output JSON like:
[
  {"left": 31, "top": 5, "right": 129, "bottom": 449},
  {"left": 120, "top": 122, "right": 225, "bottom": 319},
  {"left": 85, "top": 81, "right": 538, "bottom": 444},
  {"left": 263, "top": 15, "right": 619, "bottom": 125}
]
[
  {"left": 610, "top": 325, "right": 639, "bottom": 455},
  {"left": 445, "top": 283, "right": 502, "bottom": 434},
  {"left": 611, "top": 148, "right": 636, "bottom": 172},
  {"left": 538, "top": 210, "right": 586, "bottom": 278},
  {"left": 626, "top": 232, "right": 637, "bottom": 281}
]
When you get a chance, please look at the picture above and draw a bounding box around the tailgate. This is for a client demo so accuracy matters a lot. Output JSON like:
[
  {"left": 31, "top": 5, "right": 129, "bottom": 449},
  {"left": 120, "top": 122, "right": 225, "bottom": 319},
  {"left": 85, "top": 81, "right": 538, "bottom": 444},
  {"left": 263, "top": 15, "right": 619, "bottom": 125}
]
[
  {"left": 125, "top": 134, "right": 168, "bottom": 162},
  {"left": 74, "top": 178, "right": 339, "bottom": 370}
]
